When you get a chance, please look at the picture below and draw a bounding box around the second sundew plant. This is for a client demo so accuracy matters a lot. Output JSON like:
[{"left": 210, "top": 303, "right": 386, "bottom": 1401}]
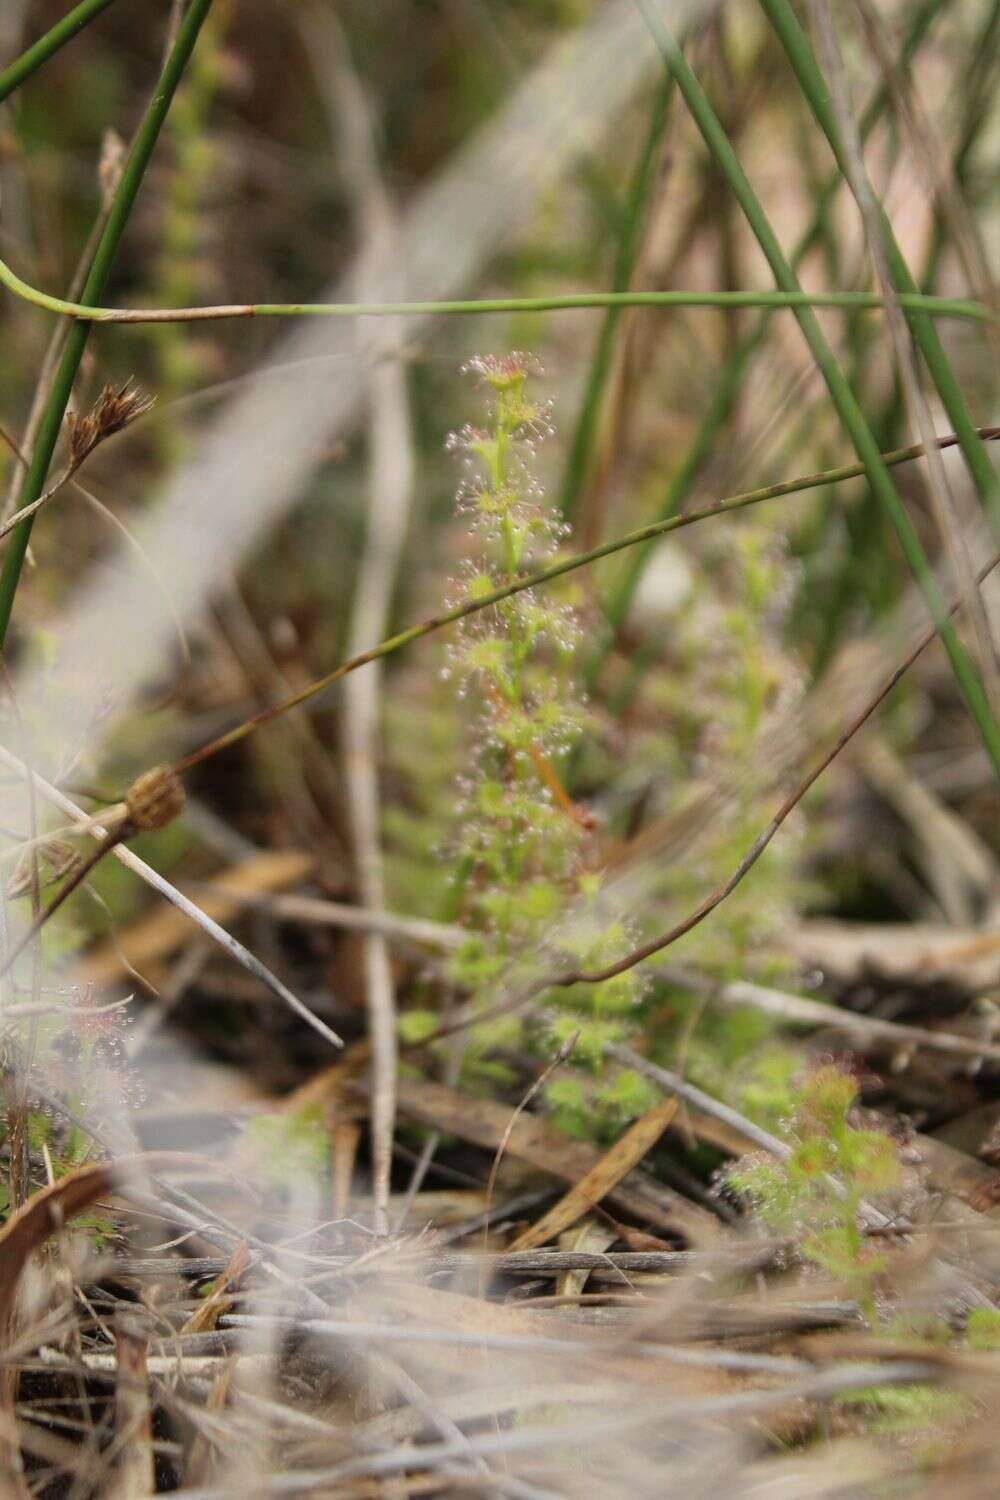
[
  {"left": 728, "top": 1064, "right": 903, "bottom": 1323},
  {"left": 441, "top": 354, "right": 653, "bottom": 1134}
]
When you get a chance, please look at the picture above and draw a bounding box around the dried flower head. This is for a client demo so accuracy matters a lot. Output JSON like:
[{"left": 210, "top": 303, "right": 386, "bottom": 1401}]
[
  {"left": 124, "top": 764, "right": 185, "bottom": 832},
  {"left": 66, "top": 381, "right": 155, "bottom": 466}
]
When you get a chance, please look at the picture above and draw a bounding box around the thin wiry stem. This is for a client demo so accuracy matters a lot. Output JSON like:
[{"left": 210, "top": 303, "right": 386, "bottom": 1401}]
[
  {"left": 0, "top": 256, "right": 994, "bottom": 324},
  {"left": 551, "top": 554, "right": 999, "bottom": 988},
  {"left": 419, "top": 548, "right": 999, "bottom": 1049},
  {"left": 0, "top": 0, "right": 121, "bottom": 105},
  {"left": 633, "top": 0, "right": 1000, "bottom": 776},
  {"left": 317, "top": 9, "right": 414, "bottom": 1237},
  {"left": 0, "top": 0, "right": 216, "bottom": 649},
  {"left": 173, "top": 426, "right": 999, "bottom": 774}
]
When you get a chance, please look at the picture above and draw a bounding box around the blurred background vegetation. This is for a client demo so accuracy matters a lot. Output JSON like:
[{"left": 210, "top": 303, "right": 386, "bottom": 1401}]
[{"left": 0, "top": 0, "right": 996, "bottom": 1119}]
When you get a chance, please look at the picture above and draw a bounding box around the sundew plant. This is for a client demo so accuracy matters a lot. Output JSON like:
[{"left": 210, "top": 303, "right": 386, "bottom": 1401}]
[
  {"left": 443, "top": 355, "right": 653, "bottom": 1132},
  {"left": 728, "top": 1063, "right": 903, "bottom": 1322}
]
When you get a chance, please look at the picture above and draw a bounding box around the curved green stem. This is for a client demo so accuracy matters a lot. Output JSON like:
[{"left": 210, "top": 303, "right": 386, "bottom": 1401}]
[
  {"left": 0, "top": 253, "right": 993, "bottom": 326},
  {"left": 0, "top": 0, "right": 121, "bottom": 105},
  {"left": 0, "top": 0, "right": 215, "bottom": 649}
]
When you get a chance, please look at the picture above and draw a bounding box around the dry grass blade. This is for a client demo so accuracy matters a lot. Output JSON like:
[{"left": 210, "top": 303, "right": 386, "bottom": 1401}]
[
  {"left": 509, "top": 1097, "right": 680, "bottom": 1251},
  {"left": 376, "top": 1074, "right": 720, "bottom": 1246},
  {"left": 181, "top": 1243, "right": 251, "bottom": 1336},
  {"left": 0, "top": 747, "right": 342, "bottom": 1047},
  {"left": 317, "top": 10, "right": 415, "bottom": 1237},
  {"left": 80, "top": 848, "right": 314, "bottom": 987},
  {"left": 112, "top": 1316, "right": 155, "bottom": 1498},
  {"left": 663, "top": 970, "right": 1000, "bottom": 1065}
]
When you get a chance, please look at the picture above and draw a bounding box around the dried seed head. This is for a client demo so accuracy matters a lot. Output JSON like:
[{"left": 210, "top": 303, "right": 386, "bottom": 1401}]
[
  {"left": 6, "top": 839, "right": 81, "bottom": 899},
  {"left": 66, "top": 381, "right": 155, "bottom": 466},
  {"left": 124, "top": 765, "right": 185, "bottom": 832}
]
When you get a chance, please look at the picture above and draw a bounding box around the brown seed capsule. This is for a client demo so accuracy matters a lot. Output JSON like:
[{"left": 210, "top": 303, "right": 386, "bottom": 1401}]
[
  {"left": 124, "top": 765, "right": 185, "bottom": 832},
  {"left": 66, "top": 380, "right": 155, "bottom": 466}
]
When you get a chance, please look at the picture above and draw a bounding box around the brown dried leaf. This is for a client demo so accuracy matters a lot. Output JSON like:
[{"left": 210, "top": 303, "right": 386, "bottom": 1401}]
[
  {"left": 181, "top": 1242, "right": 251, "bottom": 1335},
  {"left": 0, "top": 1153, "right": 199, "bottom": 1335},
  {"left": 555, "top": 1218, "right": 618, "bottom": 1298}
]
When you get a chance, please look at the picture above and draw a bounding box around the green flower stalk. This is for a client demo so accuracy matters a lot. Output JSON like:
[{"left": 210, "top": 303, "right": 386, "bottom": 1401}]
[{"left": 444, "top": 355, "right": 650, "bottom": 1133}]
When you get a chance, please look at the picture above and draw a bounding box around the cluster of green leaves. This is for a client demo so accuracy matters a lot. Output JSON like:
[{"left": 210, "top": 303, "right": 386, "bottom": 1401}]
[
  {"left": 390, "top": 355, "right": 820, "bottom": 1139},
  {"left": 728, "top": 1063, "right": 900, "bottom": 1316}
]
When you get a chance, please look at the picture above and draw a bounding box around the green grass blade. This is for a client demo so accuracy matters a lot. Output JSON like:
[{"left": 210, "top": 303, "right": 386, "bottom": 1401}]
[
  {"left": 0, "top": 0, "right": 121, "bottom": 105},
  {"left": 633, "top": 0, "right": 1000, "bottom": 776},
  {"left": 558, "top": 72, "right": 675, "bottom": 521},
  {"left": 0, "top": 0, "right": 215, "bottom": 648},
  {"left": 598, "top": 0, "right": 946, "bottom": 646},
  {"left": 758, "top": 0, "right": 1000, "bottom": 535}
]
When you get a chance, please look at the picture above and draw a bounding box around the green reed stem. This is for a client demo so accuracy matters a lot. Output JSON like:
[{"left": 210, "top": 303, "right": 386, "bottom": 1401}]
[
  {"left": 558, "top": 72, "right": 675, "bottom": 520},
  {"left": 600, "top": 0, "right": 945, "bottom": 648},
  {"left": 758, "top": 0, "right": 1000, "bottom": 534},
  {"left": 0, "top": 0, "right": 215, "bottom": 649},
  {"left": 634, "top": 0, "right": 1000, "bottom": 777},
  {"left": 0, "top": 255, "right": 993, "bottom": 326},
  {"left": 808, "top": 6, "right": 995, "bottom": 671},
  {"left": 0, "top": 0, "right": 121, "bottom": 105}
]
